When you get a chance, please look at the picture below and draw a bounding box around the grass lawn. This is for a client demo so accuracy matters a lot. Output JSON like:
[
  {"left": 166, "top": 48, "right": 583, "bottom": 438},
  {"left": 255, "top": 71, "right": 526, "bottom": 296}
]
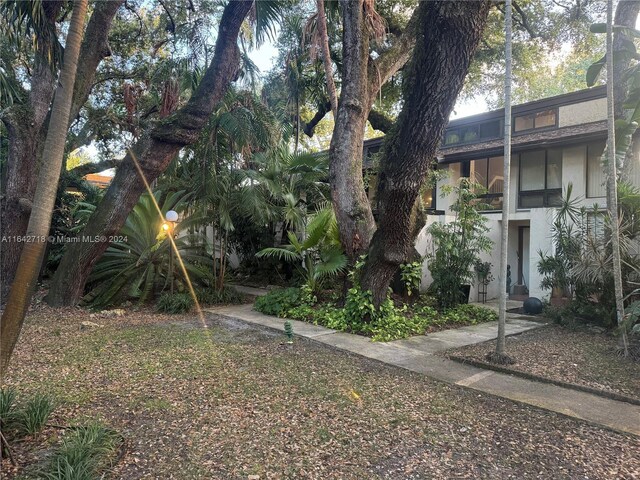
[
  {"left": 2, "top": 306, "right": 639, "bottom": 479},
  {"left": 446, "top": 324, "right": 640, "bottom": 400}
]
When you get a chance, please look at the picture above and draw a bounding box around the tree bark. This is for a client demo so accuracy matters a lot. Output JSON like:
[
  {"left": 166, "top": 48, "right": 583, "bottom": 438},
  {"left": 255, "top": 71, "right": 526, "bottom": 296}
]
[
  {"left": 329, "top": 0, "right": 376, "bottom": 260},
  {"left": 606, "top": 0, "right": 628, "bottom": 356},
  {"left": 316, "top": 0, "right": 338, "bottom": 119},
  {"left": 0, "top": 0, "right": 123, "bottom": 300},
  {"left": 494, "top": 0, "right": 513, "bottom": 363},
  {"left": 329, "top": 1, "right": 420, "bottom": 260},
  {"left": 361, "top": 0, "right": 490, "bottom": 307},
  {"left": 1, "top": 0, "right": 89, "bottom": 376},
  {"left": 46, "top": 0, "right": 254, "bottom": 306}
]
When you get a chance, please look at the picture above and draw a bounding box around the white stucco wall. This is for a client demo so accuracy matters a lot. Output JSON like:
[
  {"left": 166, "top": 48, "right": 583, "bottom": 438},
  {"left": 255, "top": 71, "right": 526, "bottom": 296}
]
[{"left": 418, "top": 138, "right": 613, "bottom": 301}]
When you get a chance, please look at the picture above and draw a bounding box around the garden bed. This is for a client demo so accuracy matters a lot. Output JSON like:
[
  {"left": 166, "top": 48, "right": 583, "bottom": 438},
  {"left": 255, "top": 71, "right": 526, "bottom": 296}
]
[
  {"left": 444, "top": 324, "right": 640, "bottom": 400},
  {"left": 2, "top": 305, "right": 639, "bottom": 478},
  {"left": 253, "top": 287, "right": 499, "bottom": 341}
]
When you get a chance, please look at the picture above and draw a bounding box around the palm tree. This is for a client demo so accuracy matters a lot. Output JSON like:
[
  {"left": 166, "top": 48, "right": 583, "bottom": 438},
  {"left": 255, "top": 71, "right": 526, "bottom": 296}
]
[
  {"left": 84, "top": 191, "right": 212, "bottom": 308},
  {"left": 1, "top": 0, "right": 88, "bottom": 376},
  {"left": 490, "top": 0, "right": 514, "bottom": 364},
  {"left": 257, "top": 205, "right": 346, "bottom": 292}
]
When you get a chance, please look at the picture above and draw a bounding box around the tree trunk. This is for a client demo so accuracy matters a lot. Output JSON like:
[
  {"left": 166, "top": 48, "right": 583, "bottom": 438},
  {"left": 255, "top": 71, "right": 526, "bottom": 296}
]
[
  {"left": 316, "top": 0, "right": 338, "bottom": 119},
  {"left": 0, "top": 16, "right": 58, "bottom": 301},
  {"left": 46, "top": 0, "right": 254, "bottom": 307},
  {"left": 493, "top": 0, "right": 513, "bottom": 364},
  {"left": 605, "top": 0, "right": 629, "bottom": 356},
  {"left": 329, "top": 0, "right": 376, "bottom": 260},
  {"left": 361, "top": 0, "right": 490, "bottom": 307},
  {"left": 1, "top": 0, "right": 89, "bottom": 375},
  {"left": 0, "top": 0, "right": 122, "bottom": 300}
]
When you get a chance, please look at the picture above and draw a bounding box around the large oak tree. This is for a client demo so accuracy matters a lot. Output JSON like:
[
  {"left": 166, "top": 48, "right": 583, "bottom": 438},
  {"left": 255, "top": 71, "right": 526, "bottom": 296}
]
[{"left": 360, "top": 0, "right": 491, "bottom": 306}]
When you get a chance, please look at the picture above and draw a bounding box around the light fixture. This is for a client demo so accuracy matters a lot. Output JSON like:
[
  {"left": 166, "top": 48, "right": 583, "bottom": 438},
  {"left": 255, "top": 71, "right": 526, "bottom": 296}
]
[{"left": 165, "top": 210, "right": 179, "bottom": 222}]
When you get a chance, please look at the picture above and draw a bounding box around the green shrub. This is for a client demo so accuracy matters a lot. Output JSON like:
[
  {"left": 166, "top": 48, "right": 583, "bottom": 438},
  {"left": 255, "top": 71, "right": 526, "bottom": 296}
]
[
  {"left": 443, "top": 304, "right": 498, "bottom": 325},
  {"left": 18, "top": 393, "right": 55, "bottom": 436},
  {"left": 156, "top": 292, "right": 194, "bottom": 314},
  {"left": 254, "top": 287, "right": 303, "bottom": 317},
  {"left": 41, "top": 423, "right": 120, "bottom": 480},
  {"left": 197, "top": 286, "right": 244, "bottom": 305},
  {"left": 399, "top": 260, "right": 423, "bottom": 297}
]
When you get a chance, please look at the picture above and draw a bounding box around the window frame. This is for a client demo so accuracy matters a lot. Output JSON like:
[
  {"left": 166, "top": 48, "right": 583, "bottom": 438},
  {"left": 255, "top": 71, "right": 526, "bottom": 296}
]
[
  {"left": 518, "top": 149, "right": 563, "bottom": 209},
  {"left": 443, "top": 119, "right": 503, "bottom": 147},
  {"left": 513, "top": 108, "right": 558, "bottom": 134},
  {"left": 465, "top": 156, "right": 504, "bottom": 212},
  {"left": 586, "top": 142, "right": 607, "bottom": 198}
]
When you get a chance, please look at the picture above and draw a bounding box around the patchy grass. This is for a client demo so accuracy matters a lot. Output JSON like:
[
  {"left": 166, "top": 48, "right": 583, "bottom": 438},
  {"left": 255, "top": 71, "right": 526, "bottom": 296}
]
[
  {"left": 446, "top": 324, "right": 640, "bottom": 400},
  {"left": 2, "top": 305, "right": 639, "bottom": 479}
]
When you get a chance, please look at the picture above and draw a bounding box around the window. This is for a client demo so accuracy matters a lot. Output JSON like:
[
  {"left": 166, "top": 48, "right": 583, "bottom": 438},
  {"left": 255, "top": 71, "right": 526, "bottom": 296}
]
[
  {"left": 587, "top": 142, "right": 606, "bottom": 198},
  {"left": 480, "top": 119, "right": 501, "bottom": 140},
  {"left": 587, "top": 211, "right": 605, "bottom": 241},
  {"left": 514, "top": 109, "right": 557, "bottom": 132},
  {"left": 443, "top": 119, "right": 502, "bottom": 146},
  {"left": 468, "top": 156, "right": 504, "bottom": 210},
  {"left": 421, "top": 187, "right": 436, "bottom": 210},
  {"left": 518, "top": 148, "right": 563, "bottom": 208},
  {"left": 445, "top": 130, "right": 460, "bottom": 145}
]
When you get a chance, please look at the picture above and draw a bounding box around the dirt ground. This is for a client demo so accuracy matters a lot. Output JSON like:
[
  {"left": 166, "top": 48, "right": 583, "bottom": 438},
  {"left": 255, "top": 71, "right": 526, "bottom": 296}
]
[
  {"left": 447, "top": 324, "right": 640, "bottom": 400},
  {"left": 2, "top": 305, "right": 639, "bottom": 479}
]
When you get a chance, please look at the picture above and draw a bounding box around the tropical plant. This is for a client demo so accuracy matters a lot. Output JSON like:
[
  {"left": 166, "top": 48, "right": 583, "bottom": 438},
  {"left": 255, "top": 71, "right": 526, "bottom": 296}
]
[
  {"left": 83, "top": 191, "right": 212, "bottom": 308},
  {"left": 426, "top": 178, "right": 493, "bottom": 310},
  {"left": 257, "top": 206, "right": 346, "bottom": 292},
  {"left": 537, "top": 184, "right": 582, "bottom": 297}
]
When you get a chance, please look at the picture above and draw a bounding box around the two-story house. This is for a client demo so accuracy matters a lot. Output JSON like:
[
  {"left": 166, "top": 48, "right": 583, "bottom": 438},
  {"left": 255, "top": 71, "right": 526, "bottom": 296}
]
[{"left": 362, "top": 86, "right": 640, "bottom": 301}]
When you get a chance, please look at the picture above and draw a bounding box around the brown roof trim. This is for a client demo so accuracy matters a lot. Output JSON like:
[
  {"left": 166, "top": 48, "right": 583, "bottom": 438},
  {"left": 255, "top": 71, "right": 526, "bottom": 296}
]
[{"left": 438, "top": 120, "right": 607, "bottom": 163}]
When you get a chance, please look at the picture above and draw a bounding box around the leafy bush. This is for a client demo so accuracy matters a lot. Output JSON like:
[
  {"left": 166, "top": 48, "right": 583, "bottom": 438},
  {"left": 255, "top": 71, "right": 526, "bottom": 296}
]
[
  {"left": 17, "top": 393, "right": 55, "bottom": 436},
  {"left": 156, "top": 293, "right": 194, "bottom": 314},
  {"left": 255, "top": 282, "right": 497, "bottom": 342},
  {"left": 427, "top": 178, "right": 492, "bottom": 310},
  {"left": 197, "top": 286, "right": 244, "bottom": 305},
  {"left": 254, "top": 287, "right": 304, "bottom": 317},
  {"left": 399, "top": 260, "right": 423, "bottom": 297},
  {"left": 41, "top": 424, "right": 120, "bottom": 480}
]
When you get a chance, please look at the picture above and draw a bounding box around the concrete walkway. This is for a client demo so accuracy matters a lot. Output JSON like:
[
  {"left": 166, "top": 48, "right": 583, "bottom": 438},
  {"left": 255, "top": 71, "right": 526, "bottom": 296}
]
[{"left": 206, "top": 303, "right": 640, "bottom": 436}]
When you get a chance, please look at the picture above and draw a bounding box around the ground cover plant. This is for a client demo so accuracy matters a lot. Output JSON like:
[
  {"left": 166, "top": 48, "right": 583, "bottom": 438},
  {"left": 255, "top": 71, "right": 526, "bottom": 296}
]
[
  {"left": 254, "top": 285, "right": 498, "bottom": 342},
  {"left": 0, "top": 387, "right": 121, "bottom": 479},
  {"left": 2, "top": 306, "right": 638, "bottom": 479}
]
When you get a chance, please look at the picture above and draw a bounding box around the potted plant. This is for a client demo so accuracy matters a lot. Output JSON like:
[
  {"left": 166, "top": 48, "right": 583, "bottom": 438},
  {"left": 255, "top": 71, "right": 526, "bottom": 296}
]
[{"left": 426, "top": 178, "right": 493, "bottom": 309}]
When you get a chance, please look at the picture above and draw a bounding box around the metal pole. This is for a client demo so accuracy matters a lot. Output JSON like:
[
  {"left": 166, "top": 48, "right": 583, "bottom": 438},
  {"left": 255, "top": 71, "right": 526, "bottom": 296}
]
[{"left": 170, "top": 225, "right": 174, "bottom": 294}]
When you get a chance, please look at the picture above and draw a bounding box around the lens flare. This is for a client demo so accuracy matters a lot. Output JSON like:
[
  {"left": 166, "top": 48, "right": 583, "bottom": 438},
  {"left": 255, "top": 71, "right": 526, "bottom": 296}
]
[{"left": 127, "top": 147, "right": 208, "bottom": 331}]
